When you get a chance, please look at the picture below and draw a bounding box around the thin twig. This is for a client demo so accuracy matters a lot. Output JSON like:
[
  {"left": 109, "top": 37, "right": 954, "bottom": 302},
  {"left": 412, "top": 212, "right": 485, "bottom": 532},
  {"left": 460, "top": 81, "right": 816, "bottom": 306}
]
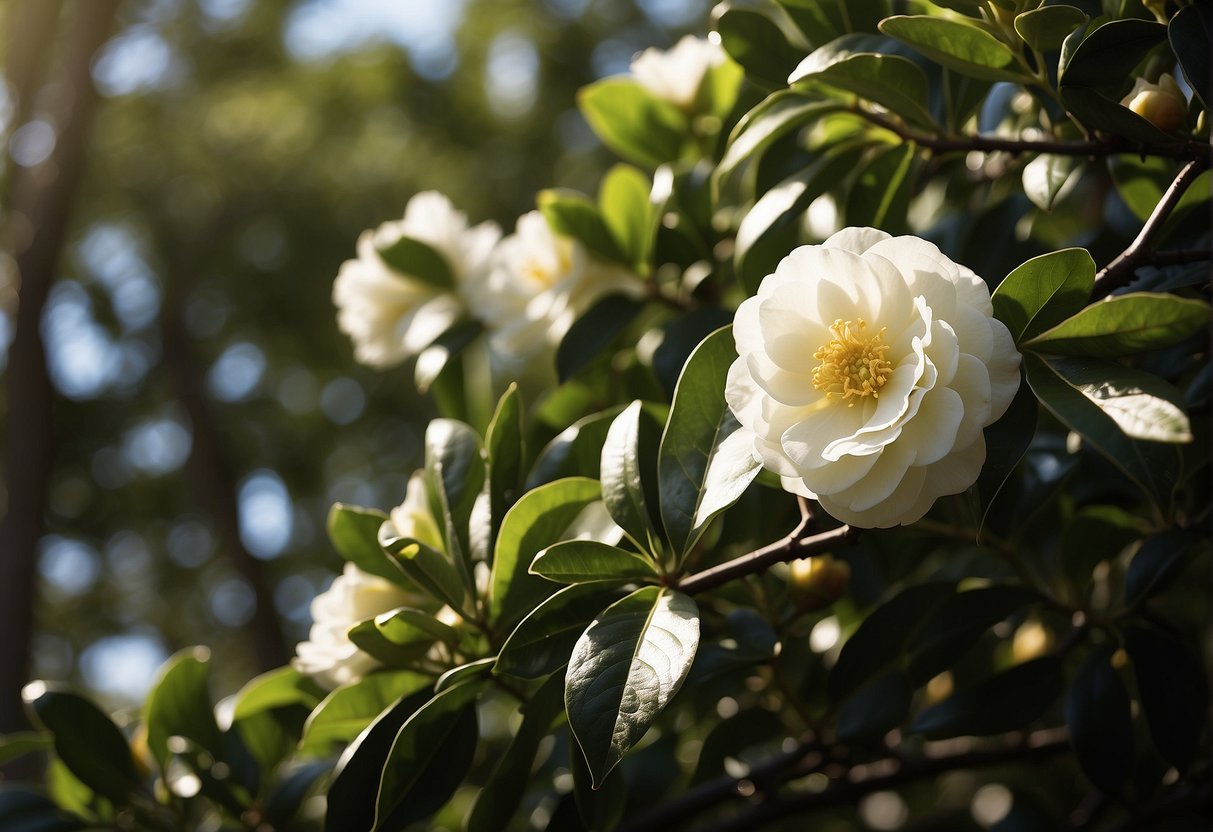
[
  {"left": 675, "top": 523, "right": 857, "bottom": 596},
  {"left": 1092, "top": 158, "right": 1211, "bottom": 300}
]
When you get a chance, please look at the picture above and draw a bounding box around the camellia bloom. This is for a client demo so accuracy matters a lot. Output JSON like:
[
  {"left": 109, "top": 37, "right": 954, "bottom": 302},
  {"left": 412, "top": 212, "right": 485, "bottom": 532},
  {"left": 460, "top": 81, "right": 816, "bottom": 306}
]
[
  {"left": 630, "top": 35, "right": 726, "bottom": 110},
  {"left": 332, "top": 191, "right": 500, "bottom": 368},
  {"left": 293, "top": 473, "right": 440, "bottom": 688},
  {"left": 1120, "top": 73, "right": 1187, "bottom": 133},
  {"left": 472, "top": 211, "right": 641, "bottom": 379},
  {"left": 726, "top": 228, "right": 1021, "bottom": 528}
]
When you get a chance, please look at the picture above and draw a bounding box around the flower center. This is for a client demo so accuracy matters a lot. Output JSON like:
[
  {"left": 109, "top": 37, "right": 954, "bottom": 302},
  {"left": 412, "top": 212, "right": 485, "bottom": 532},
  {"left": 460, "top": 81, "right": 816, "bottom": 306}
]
[{"left": 812, "top": 318, "right": 893, "bottom": 406}]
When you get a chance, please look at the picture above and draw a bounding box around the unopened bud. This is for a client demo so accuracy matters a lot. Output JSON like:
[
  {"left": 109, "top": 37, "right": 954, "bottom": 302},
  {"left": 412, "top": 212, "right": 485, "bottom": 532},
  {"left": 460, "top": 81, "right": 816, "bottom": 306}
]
[
  {"left": 1121, "top": 73, "right": 1188, "bottom": 133},
  {"left": 788, "top": 555, "right": 850, "bottom": 611},
  {"left": 1011, "top": 620, "right": 1052, "bottom": 664}
]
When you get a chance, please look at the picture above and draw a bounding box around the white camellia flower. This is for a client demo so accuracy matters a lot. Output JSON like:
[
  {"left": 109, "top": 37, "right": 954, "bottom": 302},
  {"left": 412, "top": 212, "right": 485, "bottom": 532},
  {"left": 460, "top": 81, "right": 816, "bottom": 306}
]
[
  {"left": 333, "top": 191, "right": 500, "bottom": 368},
  {"left": 630, "top": 35, "right": 726, "bottom": 110},
  {"left": 726, "top": 228, "right": 1021, "bottom": 528},
  {"left": 292, "top": 473, "right": 441, "bottom": 689},
  {"left": 472, "top": 211, "right": 642, "bottom": 380}
]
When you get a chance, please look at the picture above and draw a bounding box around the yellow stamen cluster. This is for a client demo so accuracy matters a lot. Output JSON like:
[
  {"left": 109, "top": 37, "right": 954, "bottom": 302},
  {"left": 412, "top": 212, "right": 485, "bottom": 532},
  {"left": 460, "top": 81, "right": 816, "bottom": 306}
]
[{"left": 812, "top": 318, "right": 892, "bottom": 406}]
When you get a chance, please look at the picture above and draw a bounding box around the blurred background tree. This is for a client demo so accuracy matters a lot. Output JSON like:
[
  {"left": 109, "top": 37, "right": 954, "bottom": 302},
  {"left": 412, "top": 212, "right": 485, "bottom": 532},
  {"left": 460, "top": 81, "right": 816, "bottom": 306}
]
[{"left": 0, "top": 0, "right": 714, "bottom": 731}]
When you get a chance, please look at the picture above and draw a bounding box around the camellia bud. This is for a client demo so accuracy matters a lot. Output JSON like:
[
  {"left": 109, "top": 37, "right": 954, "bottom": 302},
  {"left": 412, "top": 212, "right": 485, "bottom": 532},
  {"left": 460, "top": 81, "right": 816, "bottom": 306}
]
[
  {"left": 788, "top": 554, "right": 851, "bottom": 611},
  {"left": 1121, "top": 73, "right": 1188, "bottom": 133}
]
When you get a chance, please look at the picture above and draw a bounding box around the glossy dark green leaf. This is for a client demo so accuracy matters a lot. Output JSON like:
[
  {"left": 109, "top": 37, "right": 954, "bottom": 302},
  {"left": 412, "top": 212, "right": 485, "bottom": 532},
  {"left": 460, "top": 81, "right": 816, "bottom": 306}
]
[
  {"left": 599, "top": 163, "right": 656, "bottom": 269},
  {"left": 327, "top": 504, "right": 399, "bottom": 583},
  {"left": 375, "top": 235, "right": 454, "bottom": 289},
  {"left": 976, "top": 375, "right": 1037, "bottom": 532},
  {"left": 829, "top": 582, "right": 955, "bottom": 701},
  {"left": 879, "top": 15, "right": 1024, "bottom": 82},
  {"left": 1060, "top": 86, "right": 1177, "bottom": 144},
  {"left": 836, "top": 669, "right": 913, "bottom": 744},
  {"left": 488, "top": 477, "right": 605, "bottom": 628},
  {"left": 299, "top": 671, "right": 430, "bottom": 756},
  {"left": 1022, "top": 153, "right": 1080, "bottom": 213},
  {"left": 374, "top": 681, "right": 483, "bottom": 830},
  {"left": 1058, "top": 18, "right": 1166, "bottom": 89},
  {"left": 143, "top": 647, "right": 223, "bottom": 774},
  {"left": 230, "top": 667, "right": 324, "bottom": 723},
  {"left": 910, "top": 657, "right": 1064, "bottom": 739},
  {"left": 1170, "top": 3, "right": 1212, "bottom": 108},
  {"left": 843, "top": 142, "right": 915, "bottom": 232},
  {"left": 1023, "top": 293, "right": 1210, "bottom": 357},
  {"left": 600, "top": 401, "right": 662, "bottom": 557},
  {"left": 577, "top": 79, "right": 688, "bottom": 169},
  {"left": 1024, "top": 353, "right": 1184, "bottom": 508},
  {"left": 377, "top": 530, "right": 470, "bottom": 617},
  {"left": 1123, "top": 626, "right": 1209, "bottom": 773},
  {"left": 1124, "top": 530, "right": 1199, "bottom": 608},
  {"left": 556, "top": 294, "right": 646, "bottom": 382},
  {"left": 347, "top": 608, "right": 455, "bottom": 665},
  {"left": 1014, "top": 5, "right": 1088, "bottom": 52},
  {"left": 907, "top": 585, "right": 1042, "bottom": 684},
  {"left": 716, "top": 93, "right": 837, "bottom": 189},
  {"left": 526, "top": 407, "right": 623, "bottom": 488},
  {"left": 434, "top": 658, "right": 495, "bottom": 693},
  {"left": 486, "top": 383, "right": 524, "bottom": 552},
  {"left": 652, "top": 307, "right": 736, "bottom": 398},
  {"left": 658, "top": 326, "right": 761, "bottom": 561},
  {"left": 530, "top": 540, "right": 658, "bottom": 584},
  {"left": 466, "top": 672, "right": 565, "bottom": 832},
  {"left": 1067, "top": 645, "right": 1133, "bottom": 793},
  {"left": 424, "top": 418, "right": 484, "bottom": 589},
  {"left": 991, "top": 248, "right": 1095, "bottom": 343},
  {"left": 715, "top": 7, "right": 803, "bottom": 88},
  {"left": 538, "top": 188, "right": 626, "bottom": 264},
  {"left": 323, "top": 687, "right": 433, "bottom": 832},
  {"left": 789, "top": 34, "right": 936, "bottom": 128},
  {"left": 566, "top": 586, "right": 699, "bottom": 787},
  {"left": 23, "top": 685, "right": 141, "bottom": 806},
  {"left": 495, "top": 582, "right": 628, "bottom": 680}
]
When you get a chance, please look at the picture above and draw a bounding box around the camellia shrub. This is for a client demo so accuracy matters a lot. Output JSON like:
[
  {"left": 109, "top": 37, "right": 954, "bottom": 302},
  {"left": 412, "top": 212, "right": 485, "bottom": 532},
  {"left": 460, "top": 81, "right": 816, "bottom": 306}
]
[{"left": 3, "top": 1, "right": 1211, "bottom": 830}]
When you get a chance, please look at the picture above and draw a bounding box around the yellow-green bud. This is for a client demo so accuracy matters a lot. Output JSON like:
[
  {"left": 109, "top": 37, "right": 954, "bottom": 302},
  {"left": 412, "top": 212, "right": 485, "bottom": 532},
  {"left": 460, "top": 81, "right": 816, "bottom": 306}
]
[
  {"left": 1121, "top": 73, "right": 1188, "bottom": 133},
  {"left": 788, "top": 554, "right": 850, "bottom": 611}
]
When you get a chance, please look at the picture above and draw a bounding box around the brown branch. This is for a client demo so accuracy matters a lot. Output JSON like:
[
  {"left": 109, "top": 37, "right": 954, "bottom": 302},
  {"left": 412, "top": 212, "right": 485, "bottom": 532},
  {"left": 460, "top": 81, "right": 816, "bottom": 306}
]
[
  {"left": 852, "top": 107, "right": 1212, "bottom": 163},
  {"left": 0, "top": 0, "right": 119, "bottom": 753},
  {"left": 675, "top": 521, "right": 858, "bottom": 596},
  {"left": 1092, "top": 158, "right": 1210, "bottom": 300},
  {"left": 689, "top": 728, "right": 1071, "bottom": 832}
]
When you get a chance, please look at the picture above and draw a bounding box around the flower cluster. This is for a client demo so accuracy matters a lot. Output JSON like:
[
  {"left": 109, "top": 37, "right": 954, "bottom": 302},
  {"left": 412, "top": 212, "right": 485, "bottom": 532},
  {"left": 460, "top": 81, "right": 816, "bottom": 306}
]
[{"left": 726, "top": 228, "right": 1021, "bottom": 528}]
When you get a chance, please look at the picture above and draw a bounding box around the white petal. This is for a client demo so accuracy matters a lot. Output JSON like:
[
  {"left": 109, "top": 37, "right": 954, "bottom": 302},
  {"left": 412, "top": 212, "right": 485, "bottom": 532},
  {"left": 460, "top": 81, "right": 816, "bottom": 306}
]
[
  {"left": 896, "top": 385, "right": 964, "bottom": 466},
  {"left": 986, "top": 318, "right": 1022, "bottom": 423},
  {"left": 949, "top": 354, "right": 993, "bottom": 450},
  {"left": 823, "top": 226, "right": 892, "bottom": 253}
]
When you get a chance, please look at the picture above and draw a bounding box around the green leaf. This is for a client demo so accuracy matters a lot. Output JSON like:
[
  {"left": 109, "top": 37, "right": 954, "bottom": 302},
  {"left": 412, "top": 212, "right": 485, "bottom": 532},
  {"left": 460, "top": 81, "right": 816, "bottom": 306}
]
[
  {"left": 976, "top": 376, "right": 1037, "bottom": 533},
  {"left": 599, "top": 164, "right": 657, "bottom": 270},
  {"left": 910, "top": 657, "right": 1064, "bottom": 739},
  {"left": 495, "top": 583, "right": 629, "bottom": 680},
  {"left": 1023, "top": 293, "right": 1210, "bottom": 357},
  {"left": 230, "top": 667, "right": 324, "bottom": 723},
  {"left": 907, "top": 585, "right": 1042, "bottom": 684},
  {"left": 1067, "top": 645, "right": 1133, "bottom": 794},
  {"left": 715, "top": 6, "right": 804, "bottom": 88},
  {"left": 538, "top": 188, "right": 626, "bottom": 264},
  {"left": 1124, "top": 530, "right": 1199, "bottom": 609},
  {"left": 348, "top": 607, "right": 461, "bottom": 665},
  {"left": 556, "top": 294, "right": 645, "bottom": 383},
  {"left": 1059, "top": 18, "right": 1166, "bottom": 90},
  {"left": 1022, "top": 153, "right": 1080, "bottom": 213},
  {"left": 415, "top": 321, "right": 482, "bottom": 395},
  {"left": 434, "top": 658, "right": 496, "bottom": 693},
  {"left": 23, "top": 684, "right": 142, "bottom": 806},
  {"left": 1014, "top": 5, "right": 1088, "bottom": 52},
  {"left": 262, "top": 760, "right": 331, "bottom": 829},
  {"left": 526, "top": 407, "right": 624, "bottom": 488},
  {"left": 375, "top": 235, "right": 455, "bottom": 289},
  {"left": 601, "top": 401, "right": 662, "bottom": 557},
  {"left": 843, "top": 142, "right": 916, "bottom": 232},
  {"left": 374, "top": 681, "right": 483, "bottom": 830},
  {"left": 992, "top": 248, "right": 1095, "bottom": 343},
  {"left": 323, "top": 687, "right": 433, "bottom": 832},
  {"left": 1024, "top": 353, "right": 1183, "bottom": 508},
  {"left": 829, "top": 582, "right": 955, "bottom": 701},
  {"left": 143, "top": 647, "right": 223, "bottom": 774},
  {"left": 327, "top": 504, "right": 399, "bottom": 583},
  {"left": 565, "top": 586, "right": 699, "bottom": 787},
  {"left": 789, "top": 35, "right": 936, "bottom": 128},
  {"left": 1123, "top": 626, "right": 1209, "bottom": 773},
  {"left": 0, "top": 786, "right": 91, "bottom": 831},
  {"left": 377, "top": 530, "right": 470, "bottom": 617},
  {"left": 577, "top": 79, "right": 688, "bottom": 169},
  {"left": 879, "top": 15, "right": 1024, "bottom": 82},
  {"left": 1060, "top": 86, "right": 1177, "bottom": 144},
  {"left": 836, "top": 670, "right": 913, "bottom": 744},
  {"left": 300, "top": 671, "right": 430, "bottom": 756},
  {"left": 466, "top": 672, "right": 566, "bottom": 832},
  {"left": 486, "top": 383, "right": 524, "bottom": 553},
  {"left": 0, "top": 733, "right": 51, "bottom": 766},
  {"left": 488, "top": 477, "right": 605, "bottom": 628},
  {"left": 658, "top": 326, "right": 760, "bottom": 560},
  {"left": 716, "top": 93, "right": 837, "bottom": 190},
  {"left": 1170, "top": 3, "right": 1212, "bottom": 109},
  {"left": 424, "top": 418, "right": 484, "bottom": 591},
  {"left": 530, "top": 540, "right": 659, "bottom": 584}
]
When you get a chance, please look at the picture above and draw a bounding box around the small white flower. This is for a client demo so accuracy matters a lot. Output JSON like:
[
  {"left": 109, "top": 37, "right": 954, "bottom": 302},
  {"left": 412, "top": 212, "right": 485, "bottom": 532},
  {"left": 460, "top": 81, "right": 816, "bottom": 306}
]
[
  {"left": 630, "top": 35, "right": 726, "bottom": 110},
  {"left": 726, "top": 228, "right": 1021, "bottom": 528},
  {"left": 471, "top": 211, "right": 641, "bottom": 380},
  {"left": 333, "top": 192, "right": 500, "bottom": 368},
  {"left": 293, "top": 473, "right": 441, "bottom": 688}
]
